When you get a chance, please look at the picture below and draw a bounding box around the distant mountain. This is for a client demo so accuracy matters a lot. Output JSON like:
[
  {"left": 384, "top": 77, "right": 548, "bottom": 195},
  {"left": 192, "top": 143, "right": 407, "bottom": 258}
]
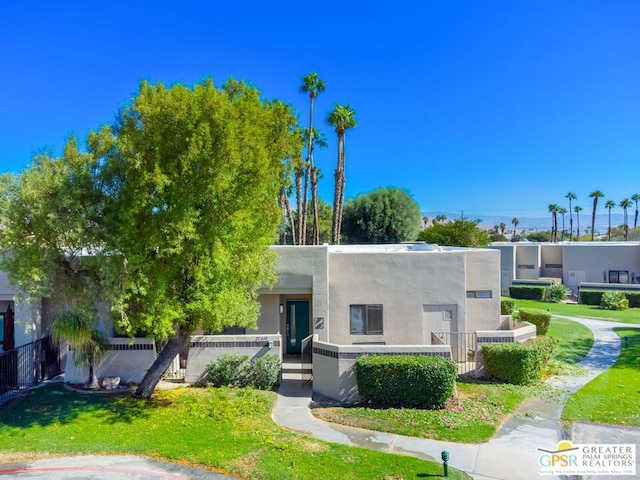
[{"left": 421, "top": 211, "right": 628, "bottom": 236}]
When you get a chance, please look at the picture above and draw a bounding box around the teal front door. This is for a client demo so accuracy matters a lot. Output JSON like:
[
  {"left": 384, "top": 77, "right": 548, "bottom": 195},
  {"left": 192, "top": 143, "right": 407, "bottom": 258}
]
[{"left": 286, "top": 300, "right": 309, "bottom": 354}]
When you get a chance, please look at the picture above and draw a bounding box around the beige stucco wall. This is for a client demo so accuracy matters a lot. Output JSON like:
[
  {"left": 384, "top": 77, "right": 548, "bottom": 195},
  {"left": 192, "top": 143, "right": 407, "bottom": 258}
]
[
  {"left": 258, "top": 246, "right": 329, "bottom": 342},
  {"left": 464, "top": 249, "right": 501, "bottom": 331},
  {"left": 561, "top": 243, "right": 640, "bottom": 284},
  {"left": 490, "top": 244, "right": 516, "bottom": 296},
  {"left": 253, "top": 295, "right": 280, "bottom": 335},
  {"left": 540, "top": 244, "right": 563, "bottom": 278},
  {"left": 325, "top": 248, "right": 499, "bottom": 345},
  {"left": 515, "top": 244, "right": 541, "bottom": 279},
  {"left": 64, "top": 337, "right": 157, "bottom": 384}
]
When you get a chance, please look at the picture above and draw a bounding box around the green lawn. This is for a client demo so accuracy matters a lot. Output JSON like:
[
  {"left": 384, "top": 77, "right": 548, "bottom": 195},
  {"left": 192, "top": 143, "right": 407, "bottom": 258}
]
[
  {"left": 0, "top": 384, "right": 469, "bottom": 480},
  {"left": 562, "top": 327, "right": 640, "bottom": 426},
  {"left": 514, "top": 299, "right": 640, "bottom": 323},
  {"left": 545, "top": 317, "right": 594, "bottom": 376},
  {"left": 312, "top": 381, "right": 557, "bottom": 443}
]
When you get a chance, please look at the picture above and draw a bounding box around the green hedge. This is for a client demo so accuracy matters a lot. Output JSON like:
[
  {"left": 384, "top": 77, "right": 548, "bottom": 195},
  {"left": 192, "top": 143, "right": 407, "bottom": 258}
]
[
  {"left": 355, "top": 355, "right": 457, "bottom": 409},
  {"left": 518, "top": 307, "right": 551, "bottom": 335},
  {"left": 580, "top": 289, "right": 640, "bottom": 308},
  {"left": 509, "top": 285, "right": 546, "bottom": 300},
  {"left": 500, "top": 297, "right": 515, "bottom": 315},
  {"left": 482, "top": 337, "right": 558, "bottom": 385}
]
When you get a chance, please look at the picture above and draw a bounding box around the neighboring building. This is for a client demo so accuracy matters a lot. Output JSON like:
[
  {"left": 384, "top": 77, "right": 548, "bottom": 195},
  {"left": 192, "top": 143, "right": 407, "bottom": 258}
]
[{"left": 490, "top": 241, "right": 640, "bottom": 296}]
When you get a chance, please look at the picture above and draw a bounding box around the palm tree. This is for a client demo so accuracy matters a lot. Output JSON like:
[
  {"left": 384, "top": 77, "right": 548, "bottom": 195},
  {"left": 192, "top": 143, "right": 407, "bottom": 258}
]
[
  {"left": 632, "top": 193, "right": 640, "bottom": 230},
  {"left": 566, "top": 192, "right": 577, "bottom": 241},
  {"left": 51, "top": 310, "right": 107, "bottom": 389},
  {"left": 558, "top": 207, "right": 567, "bottom": 241},
  {"left": 589, "top": 190, "right": 604, "bottom": 240},
  {"left": 422, "top": 216, "right": 429, "bottom": 229},
  {"left": 511, "top": 217, "right": 519, "bottom": 235},
  {"left": 548, "top": 204, "right": 559, "bottom": 242},
  {"left": 301, "top": 127, "right": 328, "bottom": 244},
  {"left": 620, "top": 198, "right": 631, "bottom": 241},
  {"left": 299, "top": 73, "right": 326, "bottom": 245},
  {"left": 327, "top": 103, "right": 357, "bottom": 244},
  {"left": 605, "top": 200, "right": 615, "bottom": 241},
  {"left": 499, "top": 222, "right": 506, "bottom": 235},
  {"left": 574, "top": 205, "right": 583, "bottom": 240}
]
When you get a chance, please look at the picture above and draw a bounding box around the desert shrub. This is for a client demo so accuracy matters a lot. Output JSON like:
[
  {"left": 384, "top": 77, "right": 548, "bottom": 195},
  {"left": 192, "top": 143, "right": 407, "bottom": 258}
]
[
  {"left": 500, "top": 297, "right": 515, "bottom": 315},
  {"left": 579, "top": 290, "right": 603, "bottom": 305},
  {"left": 207, "top": 354, "right": 252, "bottom": 387},
  {"left": 252, "top": 355, "right": 282, "bottom": 389},
  {"left": 355, "top": 355, "right": 457, "bottom": 409},
  {"left": 482, "top": 336, "right": 558, "bottom": 385},
  {"left": 547, "top": 283, "right": 569, "bottom": 303},
  {"left": 509, "top": 285, "right": 546, "bottom": 300},
  {"left": 518, "top": 307, "right": 551, "bottom": 335},
  {"left": 207, "top": 354, "right": 281, "bottom": 388},
  {"left": 600, "top": 291, "right": 629, "bottom": 311}
]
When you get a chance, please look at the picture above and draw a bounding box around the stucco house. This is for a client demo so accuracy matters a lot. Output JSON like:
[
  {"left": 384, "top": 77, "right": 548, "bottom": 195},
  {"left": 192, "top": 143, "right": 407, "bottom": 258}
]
[
  {"left": 185, "top": 243, "right": 534, "bottom": 402},
  {"left": 491, "top": 241, "right": 640, "bottom": 296}
]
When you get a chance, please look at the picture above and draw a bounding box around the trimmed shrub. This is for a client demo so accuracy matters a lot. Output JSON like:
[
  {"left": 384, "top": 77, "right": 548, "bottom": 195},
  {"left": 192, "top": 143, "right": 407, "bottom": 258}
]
[
  {"left": 579, "top": 289, "right": 604, "bottom": 305},
  {"left": 626, "top": 292, "right": 640, "bottom": 308},
  {"left": 252, "top": 355, "right": 282, "bottom": 389},
  {"left": 500, "top": 297, "right": 515, "bottom": 315},
  {"left": 518, "top": 307, "right": 551, "bottom": 335},
  {"left": 207, "top": 354, "right": 281, "bottom": 389},
  {"left": 547, "top": 283, "right": 569, "bottom": 303},
  {"left": 355, "top": 355, "right": 457, "bottom": 409},
  {"left": 482, "top": 336, "right": 558, "bottom": 385},
  {"left": 600, "top": 291, "right": 629, "bottom": 311},
  {"left": 509, "top": 285, "right": 546, "bottom": 300},
  {"left": 580, "top": 289, "right": 640, "bottom": 308}
]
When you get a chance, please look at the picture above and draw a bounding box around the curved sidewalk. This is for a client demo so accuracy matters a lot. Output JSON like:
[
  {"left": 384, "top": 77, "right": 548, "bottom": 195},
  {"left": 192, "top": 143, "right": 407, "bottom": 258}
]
[{"left": 271, "top": 317, "right": 640, "bottom": 480}]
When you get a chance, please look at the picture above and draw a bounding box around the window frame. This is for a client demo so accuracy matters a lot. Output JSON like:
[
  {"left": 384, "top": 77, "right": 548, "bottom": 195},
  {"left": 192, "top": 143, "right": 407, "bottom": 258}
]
[
  {"left": 350, "top": 304, "right": 383, "bottom": 335},
  {"left": 466, "top": 290, "right": 493, "bottom": 299},
  {"left": 609, "top": 270, "right": 629, "bottom": 284}
]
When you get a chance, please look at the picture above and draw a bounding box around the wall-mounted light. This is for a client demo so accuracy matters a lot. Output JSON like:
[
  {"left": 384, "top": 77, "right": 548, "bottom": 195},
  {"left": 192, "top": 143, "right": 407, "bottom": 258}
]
[{"left": 279, "top": 304, "right": 284, "bottom": 314}]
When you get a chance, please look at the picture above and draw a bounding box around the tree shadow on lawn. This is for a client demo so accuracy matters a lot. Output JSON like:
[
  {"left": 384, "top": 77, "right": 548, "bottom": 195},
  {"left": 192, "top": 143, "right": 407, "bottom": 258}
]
[{"left": 0, "top": 383, "right": 170, "bottom": 428}]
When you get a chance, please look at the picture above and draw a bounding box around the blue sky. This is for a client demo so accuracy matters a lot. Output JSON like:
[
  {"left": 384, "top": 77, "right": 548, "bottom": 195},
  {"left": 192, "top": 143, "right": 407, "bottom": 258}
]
[{"left": 1, "top": 1, "right": 638, "bottom": 218}]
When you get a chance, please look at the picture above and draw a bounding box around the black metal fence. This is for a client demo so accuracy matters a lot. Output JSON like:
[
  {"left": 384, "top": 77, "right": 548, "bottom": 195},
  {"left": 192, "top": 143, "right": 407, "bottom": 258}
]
[
  {"left": 301, "top": 334, "right": 314, "bottom": 383},
  {"left": 0, "top": 336, "right": 61, "bottom": 403},
  {"left": 431, "top": 331, "right": 477, "bottom": 376}
]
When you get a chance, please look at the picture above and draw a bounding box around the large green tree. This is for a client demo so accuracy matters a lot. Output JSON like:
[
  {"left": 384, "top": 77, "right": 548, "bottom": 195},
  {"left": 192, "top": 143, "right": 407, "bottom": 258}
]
[
  {"left": 589, "top": 190, "right": 604, "bottom": 240},
  {"left": 97, "top": 79, "right": 297, "bottom": 398},
  {"left": 327, "top": 103, "right": 357, "bottom": 244},
  {"left": 417, "top": 218, "right": 490, "bottom": 247},
  {"left": 341, "top": 187, "right": 422, "bottom": 244}
]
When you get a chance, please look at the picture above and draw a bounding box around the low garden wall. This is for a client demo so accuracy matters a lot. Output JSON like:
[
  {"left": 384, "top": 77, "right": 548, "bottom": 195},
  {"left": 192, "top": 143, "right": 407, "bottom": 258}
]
[
  {"left": 312, "top": 339, "right": 452, "bottom": 403},
  {"left": 474, "top": 321, "right": 537, "bottom": 377},
  {"left": 185, "top": 334, "right": 282, "bottom": 384},
  {"left": 64, "top": 337, "right": 157, "bottom": 384}
]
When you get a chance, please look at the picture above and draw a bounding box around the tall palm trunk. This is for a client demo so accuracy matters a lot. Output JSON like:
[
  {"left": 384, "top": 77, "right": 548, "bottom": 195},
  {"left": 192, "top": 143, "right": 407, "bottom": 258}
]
[
  {"left": 301, "top": 165, "right": 310, "bottom": 245},
  {"left": 332, "top": 132, "right": 346, "bottom": 245},
  {"left": 302, "top": 95, "right": 316, "bottom": 246},
  {"left": 608, "top": 209, "right": 612, "bottom": 241},
  {"left": 279, "top": 185, "right": 295, "bottom": 245},
  {"left": 295, "top": 167, "right": 303, "bottom": 245},
  {"left": 311, "top": 166, "right": 320, "bottom": 244}
]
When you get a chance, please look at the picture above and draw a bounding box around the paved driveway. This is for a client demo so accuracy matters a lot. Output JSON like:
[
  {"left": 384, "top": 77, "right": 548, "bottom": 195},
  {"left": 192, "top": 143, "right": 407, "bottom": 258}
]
[{"left": 0, "top": 455, "right": 237, "bottom": 480}]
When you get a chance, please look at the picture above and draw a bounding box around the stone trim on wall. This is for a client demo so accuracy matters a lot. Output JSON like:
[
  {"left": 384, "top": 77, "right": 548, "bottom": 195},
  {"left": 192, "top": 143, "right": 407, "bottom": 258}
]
[
  {"left": 312, "top": 346, "right": 451, "bottom": 360},
  {"left": 190, "top": 340, "right": 281, "bottom": 348}
]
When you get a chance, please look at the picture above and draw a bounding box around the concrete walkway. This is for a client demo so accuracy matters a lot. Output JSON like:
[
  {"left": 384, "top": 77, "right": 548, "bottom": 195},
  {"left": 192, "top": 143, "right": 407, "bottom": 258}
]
[{"left": 271, "top": 316, "right": 640, "bottom": 480}]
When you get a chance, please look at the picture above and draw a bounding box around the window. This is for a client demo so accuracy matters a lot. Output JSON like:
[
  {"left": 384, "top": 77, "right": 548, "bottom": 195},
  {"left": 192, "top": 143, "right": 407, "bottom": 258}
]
[
  {"left": 466, "top": 290, "right": 492, "bottom": 299},
  {"left": 350, "top": 305, "right": 383, "bottom": 335},
  {"left": 545, "top": 263, "right": 562, "bottom": 269},
  {"left": 518, "top": 264, "right": 535, "bottom": 269},
  {"left": 609, "top": 270, "right": 629, "bottom": 284}
]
